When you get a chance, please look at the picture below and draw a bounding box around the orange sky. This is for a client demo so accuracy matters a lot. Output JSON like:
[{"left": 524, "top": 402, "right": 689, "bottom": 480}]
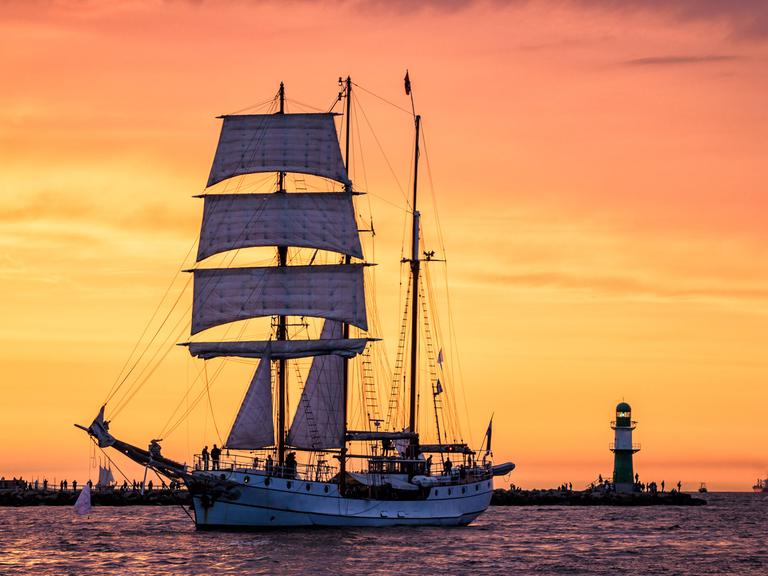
[{"left": 1, "top": 0, "right": 767, "bottom": 491}]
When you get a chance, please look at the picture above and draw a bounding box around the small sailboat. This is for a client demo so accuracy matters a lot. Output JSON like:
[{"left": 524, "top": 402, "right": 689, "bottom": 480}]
[
  {"left": 73, "top": 483, "right": 91, "bottom": 516},
  {"left": 96, "top": 462, "right": 115, "bottom": 489},
  {"left": 698, "top": 483, "right": 708, "bottom": 493},
  {"left": 77, "top": 75, "right": 513, "bottom": 528}
]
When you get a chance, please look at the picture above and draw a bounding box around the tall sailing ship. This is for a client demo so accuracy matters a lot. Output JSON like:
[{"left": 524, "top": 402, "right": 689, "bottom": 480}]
[{"left": 78, "top": 76, "right": 514, "bottom": 528}]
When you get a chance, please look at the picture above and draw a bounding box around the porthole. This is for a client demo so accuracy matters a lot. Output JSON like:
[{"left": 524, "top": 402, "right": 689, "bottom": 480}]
[
  {"left": 287, "top": 481, "right": 293, "bottom": 489},
  {"left": 434, "top": 489, "right": 439, "bottom": 496},
  {"left": 487, "top": 482, "right": 490, "bottom": 488},
  {"left": 306, "top": 483, "right": 311, "bottom": 491},
  {"left": 462, "top": 487, "right": 466, "bottom": 494},
  {"left": 219, "top": 474, "right": 226, "bottom": 480},
  {"left": 264, "top": 478, "right": 271, "bottom": 486},
  {"left": 243, "top": 476, "right": 250, "bottom": 484},
  {"left": 448, "top": 489, "right": 452, "bottom": 495},
  {"left": 475, "top": 484, "right": 479, "bottom": 491},
  {"left": 324, "top": 485, "right": 329, "bottom": 493}
]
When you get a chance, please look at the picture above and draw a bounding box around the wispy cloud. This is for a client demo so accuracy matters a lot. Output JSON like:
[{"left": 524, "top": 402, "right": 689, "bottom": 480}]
[
  {"left": 475, "top": 271, "right": 768, "bottom": 302},
  {"left": 0, "top": 192, "right": 195, "bottom": 236},
  {"left": 623, "top": 54, "right": 742, "bottom": 67}
]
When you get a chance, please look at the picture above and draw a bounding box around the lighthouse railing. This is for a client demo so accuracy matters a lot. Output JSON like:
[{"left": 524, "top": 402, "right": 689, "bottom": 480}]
[{"left": 608, "top": 442, "right": 641, "bottom": 451}]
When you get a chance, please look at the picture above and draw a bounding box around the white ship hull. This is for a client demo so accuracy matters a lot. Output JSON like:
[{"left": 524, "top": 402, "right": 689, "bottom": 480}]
[{"left": 189, "top": 470, "right": 493, "bottom": 529}]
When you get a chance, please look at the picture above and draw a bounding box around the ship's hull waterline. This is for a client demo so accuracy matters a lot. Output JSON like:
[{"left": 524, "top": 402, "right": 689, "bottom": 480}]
[{"left": 188, "top": 471, "right": 493, "bottom": 529}]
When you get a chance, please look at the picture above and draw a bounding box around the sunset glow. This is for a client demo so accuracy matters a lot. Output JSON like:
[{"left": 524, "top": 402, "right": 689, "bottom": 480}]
[{"left": 1, "top": 0, "right": 766, "bottom": 491}]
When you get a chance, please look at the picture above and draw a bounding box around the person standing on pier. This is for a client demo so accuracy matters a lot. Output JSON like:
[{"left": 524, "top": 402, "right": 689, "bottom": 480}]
[
  {"left": 211, "top": 444, "right": 221, "bottom": 470},
  {"left": 201, "top": 445, "right": 210, "bottom": 470}
]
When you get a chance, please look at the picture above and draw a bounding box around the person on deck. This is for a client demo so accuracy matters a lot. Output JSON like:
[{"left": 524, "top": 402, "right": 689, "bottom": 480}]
[
  {"left": 201, "top": 446, "right": 210, "bottom": 471},
  {"left": 266, "top": 455, "right": 274, "bottom": 476},
  {"left": 425, "top": 455, "right": 433, "bottom": 476},
  {"left": 211, "top": 445, "right": 221, "bottom": 470},
  {"left": 285, "top": 452, "right": 297, "bottom": 478},
  {"left": 443, "top": 458, "right": 452, "bottom": 476}
]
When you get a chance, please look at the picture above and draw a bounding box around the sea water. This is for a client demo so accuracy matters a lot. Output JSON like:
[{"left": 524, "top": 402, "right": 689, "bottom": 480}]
[{"left": 0, "top": 493, "right": 764, "bottom": 575}]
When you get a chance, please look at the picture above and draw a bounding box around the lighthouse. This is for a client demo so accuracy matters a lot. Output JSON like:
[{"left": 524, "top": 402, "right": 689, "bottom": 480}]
[{"left": 610, "top": 402, "right": 640, "bottom": 493}]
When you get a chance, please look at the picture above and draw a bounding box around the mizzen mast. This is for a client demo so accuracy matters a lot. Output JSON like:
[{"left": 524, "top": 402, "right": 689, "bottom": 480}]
[{"left": 407, "top": 71, "right": 421, "bottom": 448}]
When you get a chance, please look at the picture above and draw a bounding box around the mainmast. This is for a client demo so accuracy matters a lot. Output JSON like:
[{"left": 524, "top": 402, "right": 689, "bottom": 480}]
[
  {"left": 340, "top": 76, "right": 352, "bottom": 495},
  {"left": 408, "top": 114, "right": 421, "bottom": 442},
  {"left": 277, "top": 81, "right": 287, "bottom": 468}
]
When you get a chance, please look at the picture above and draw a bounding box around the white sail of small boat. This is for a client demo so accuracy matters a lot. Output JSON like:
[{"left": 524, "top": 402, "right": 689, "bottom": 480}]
[
  {"left": 76, "top": 75, "right": 514, "bottom": 528},
  {"left": 73, "top": 483, "right": 91, "bottom": 516},
  {"left": 97, "top": 463, "right": 115, "bottom": 488}
]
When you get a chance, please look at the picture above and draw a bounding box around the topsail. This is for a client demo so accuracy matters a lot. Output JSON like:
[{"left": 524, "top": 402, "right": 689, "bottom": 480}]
[
  {"left": 207, "top": 113, "right": 350, "bottom": 187},
  {"left": 197, "top": 192, "right": 363, "bottom": 261},
  {"left": 191, "top": 264, "right": 368, "bottom": 334}
]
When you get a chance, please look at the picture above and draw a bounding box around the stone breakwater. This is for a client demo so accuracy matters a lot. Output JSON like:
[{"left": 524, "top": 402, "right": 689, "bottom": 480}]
[
  {"left": 491, "top": 488, "right": 706, "bottom": 506},
  {"left": 2, "top": 486, "right": 706, "bottom": 507},
  {"left": 0, "top": 488, "right": 191, "bottom": 507}
]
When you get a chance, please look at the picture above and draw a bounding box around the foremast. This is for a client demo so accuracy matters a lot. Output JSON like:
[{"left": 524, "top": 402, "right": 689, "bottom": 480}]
[
  {"left": 187, "top": 80, "right": 369, "bottom": 467},
  {"left": 277, "top": 81, "right": 288, "bottom": 468},
  {"left": 340, "top": 76, "right": 353, "bottom": 495}
]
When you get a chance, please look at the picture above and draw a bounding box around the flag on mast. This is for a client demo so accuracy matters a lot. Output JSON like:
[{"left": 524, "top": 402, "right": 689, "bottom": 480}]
[
  {"left": 437, "top": 348, "right": 444, "bottom": 368},
  {"left": 404, "top": 71, "right": 411, "bottom": 95},
  {"left": 485, "top": 416, "right": 493, "bottom": 453},
  {"left": 434, "top": 379, "right": 443, "bottom": 396}
]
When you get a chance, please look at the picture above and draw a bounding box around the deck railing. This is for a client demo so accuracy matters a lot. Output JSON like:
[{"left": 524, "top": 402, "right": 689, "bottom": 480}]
[{"left": 193, "top": 453, "right": 336, "bottom": 482}]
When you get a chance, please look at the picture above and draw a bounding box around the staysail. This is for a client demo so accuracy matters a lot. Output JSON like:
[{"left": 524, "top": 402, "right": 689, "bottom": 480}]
[
  {"left": 207, "top": 113, "right": 350, "bottom": 187},
  {"left": 225, "top": 357, "right": 274, "bottom": 449},
  {"left": 191, "top": 264, "right": 368, "bottom": 334},
  {"left": 197, "top": 192, "right": 363, "bottom": 261},
  {"left": 287, "top": 320, "right": 346, "bottom": 450}
]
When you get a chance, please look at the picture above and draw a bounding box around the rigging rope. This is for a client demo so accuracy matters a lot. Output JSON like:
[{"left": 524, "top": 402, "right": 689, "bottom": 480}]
[{"left": 204, "top": 362, "right": 224, "bottom": 445}]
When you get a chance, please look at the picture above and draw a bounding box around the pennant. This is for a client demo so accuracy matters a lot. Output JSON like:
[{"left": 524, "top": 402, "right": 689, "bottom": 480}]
[
  {"left": 485, "top": 416, "right": 493, "bottom": 453},
  {"left": 434, "top": 379, "right": 443, "bottom": 396},
  {"left": 404, "top": 71, "right": 411, "bottom": 95},
  {"left": 437, "top": 348, "right": 444, "bottom": 368}
]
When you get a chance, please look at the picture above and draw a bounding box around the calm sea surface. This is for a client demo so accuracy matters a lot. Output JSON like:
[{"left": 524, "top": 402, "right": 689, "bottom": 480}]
[{"left": 0, "top": 493, "right": 765, "bottom": 575}]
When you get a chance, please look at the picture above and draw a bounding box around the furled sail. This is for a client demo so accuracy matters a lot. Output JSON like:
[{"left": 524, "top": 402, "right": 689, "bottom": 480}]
[
  {"left": 287, "top": 320, "right": 345, "bottom": 450},
  {"left": 197, "top": 192, "right": 363, "bottom": 261},
  {"left": 225, "top": 357, "right": 274, "bottom": 449},
  {"left": 188, "top": 337, "right": 369, "bottom": 360},
  {"left": 191, "top": 264, "right": 368, "bottom": 334},
  {"left": 207, "top": 113, "right": 349, "bottom": 187}
]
